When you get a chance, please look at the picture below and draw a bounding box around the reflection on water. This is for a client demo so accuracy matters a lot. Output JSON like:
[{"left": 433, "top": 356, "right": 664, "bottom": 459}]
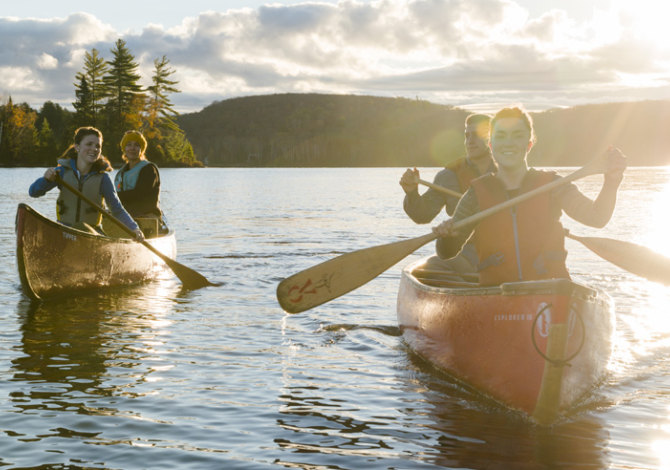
[
  {"left": 3, "top": 167, "right": 670, "bottom": 468},
  {"left": 11, "top": 285, "right": 181, "bottom": 418}
]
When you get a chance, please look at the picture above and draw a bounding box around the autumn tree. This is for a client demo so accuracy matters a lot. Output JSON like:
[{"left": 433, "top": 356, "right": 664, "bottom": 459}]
[{"left": 0, "top": 98, "right": 38, "bottom": 166}]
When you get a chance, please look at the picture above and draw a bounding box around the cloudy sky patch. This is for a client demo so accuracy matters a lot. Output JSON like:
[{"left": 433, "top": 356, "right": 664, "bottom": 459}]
[{"left": 1, "top": 0, "right": 670, "bottom": 114}]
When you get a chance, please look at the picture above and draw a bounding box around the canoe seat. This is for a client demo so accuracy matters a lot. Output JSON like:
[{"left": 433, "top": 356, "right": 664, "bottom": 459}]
[
  {"left": 410, "top": 267, "right": 480, "bottom": 288},
  {"left": 417, "top": 277, "right": 480, "bottom": 288}
]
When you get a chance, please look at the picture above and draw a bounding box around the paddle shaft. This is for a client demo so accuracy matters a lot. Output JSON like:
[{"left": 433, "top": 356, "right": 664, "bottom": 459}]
[
  {"left": 54, "top": 174, "right": 215, "bottom": 289},
  {"left": 418, "top": 179, "right": 462, "bottom": 198},
  {"left": 419, "top": 168, "right": 670, "bottom": 286},
  {"left": 452, "top": 164, "right": 596, "bottom": 231},
  {"left": 277, "top": 163, "right": 601, "bottom": 313}
]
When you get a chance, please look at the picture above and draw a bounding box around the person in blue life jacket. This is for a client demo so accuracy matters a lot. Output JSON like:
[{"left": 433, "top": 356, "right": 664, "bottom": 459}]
[
  {"left": 114, "top": 130, "right": 167, "bottom": 234},
  {"left": 29, "top": 126, "right": 144, "bottom": 242}
]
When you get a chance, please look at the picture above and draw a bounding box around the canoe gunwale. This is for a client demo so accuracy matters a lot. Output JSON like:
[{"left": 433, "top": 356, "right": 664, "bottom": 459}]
[{"left": 402, "top": 259, "right": 610, "bottom": 307}]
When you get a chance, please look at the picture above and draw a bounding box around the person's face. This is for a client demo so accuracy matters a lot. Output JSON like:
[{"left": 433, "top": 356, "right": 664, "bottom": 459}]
[
  {"left": 76, "top": 135, "right": 102, "bottom": 165},
  {"left": 490, "top": 117, "right": 532, "bottom": 171},
  {"left": 124, "top": 140, "right": 143, "bottom": 161},
  {"left": 464, "top": 122, "right": 490, "bottom": 161}
]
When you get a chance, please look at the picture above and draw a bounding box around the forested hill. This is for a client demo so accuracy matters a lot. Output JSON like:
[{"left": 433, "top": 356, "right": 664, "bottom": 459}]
[{"left": 176, "top": 93, "right": 670, "bottom": 167}]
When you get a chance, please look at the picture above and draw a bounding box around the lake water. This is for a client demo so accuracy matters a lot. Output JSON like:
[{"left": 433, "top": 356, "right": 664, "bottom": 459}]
[{"left": 2, "top": 166, "right": 670, "bottom": 469}]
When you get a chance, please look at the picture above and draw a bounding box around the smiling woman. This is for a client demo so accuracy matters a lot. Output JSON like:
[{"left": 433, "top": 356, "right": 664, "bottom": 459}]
[
  {"left": 433, "top": 106, "right": 627, "bottom": 287},
  {"left": 27, "top": 127, "right": 144, "bottom": 240}
]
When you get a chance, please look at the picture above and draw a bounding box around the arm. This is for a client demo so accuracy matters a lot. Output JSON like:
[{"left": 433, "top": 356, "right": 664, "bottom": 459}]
[
  {"left": 433, "top": 188, "right": 480, "bottom": 259},
  {"left": 403, "top": 168, "right": 461, "bottom": 223},
  {"left": 29, "top": 167, "right": 63, "bottom": 197},
  {"left": 100, "top": 175, "right": 141, "bottom": 232},
  {"left": 558, "top": 147, "right": 626, "bottom": 228}
]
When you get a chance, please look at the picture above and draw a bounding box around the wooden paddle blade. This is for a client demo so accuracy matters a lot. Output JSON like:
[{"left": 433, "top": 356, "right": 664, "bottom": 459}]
[
  {"left": 277, "top": 233, "right": 437, "bottom": 313},
  {"left": 166, "top": 260, "right": 216, "bottom": 289},
  {"left": 568, "top": 234, "right": 670, "bottom": 285}
]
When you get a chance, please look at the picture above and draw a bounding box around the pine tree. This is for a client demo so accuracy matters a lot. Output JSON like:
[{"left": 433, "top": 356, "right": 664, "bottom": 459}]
[
  {"left": 146, "top": 55, "right": 181, "bottom": 139},
  {"left": 73, "top": 74, "right": 95, "bottom": 127},
  {"left": 102, "top": 39, "right": 145, "bottom": 154},
  {"left": 37, "top": 119, "right": 58, "bottom": 165},
  {"left": 74, "top": 48, "right": 109, "bottom": 128}
]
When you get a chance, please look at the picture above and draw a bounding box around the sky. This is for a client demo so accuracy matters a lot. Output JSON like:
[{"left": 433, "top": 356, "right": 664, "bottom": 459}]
[{"left": 2, "top": 0, "right": 669, "bottom": 114}]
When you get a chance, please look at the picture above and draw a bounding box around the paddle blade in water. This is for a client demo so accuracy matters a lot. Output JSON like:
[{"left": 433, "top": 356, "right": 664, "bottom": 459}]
[
  {"left": 163, "top": 256, "right": 217, "bottom": 289},
  {"left": 277, "top": 233, "right": 437, "bottom": 313}
]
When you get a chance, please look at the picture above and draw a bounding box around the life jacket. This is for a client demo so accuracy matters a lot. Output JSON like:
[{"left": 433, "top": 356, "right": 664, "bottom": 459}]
[
  {"left": 471, "top": 169, "right": 569, "bottom": 286},
  {"left": 55, "top": 158, "right": 107, "bottom": 227},
  {"left": 114, "top": 160, "right": 162, "bottom": 217},
  {"left": 445, "top": 157, "right": 486, "bottom": 193},
  {"left": 114, "top": 160, "right": 154, "bottom": 192}
]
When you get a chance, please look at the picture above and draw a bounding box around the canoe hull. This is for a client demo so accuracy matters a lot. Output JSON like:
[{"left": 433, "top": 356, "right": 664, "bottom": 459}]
[
  {"left": 16, "top": 203, "right": 177, "bottom": 300},
  {"left": 397, "top": 259, "right": 614, "bottom": 424}
]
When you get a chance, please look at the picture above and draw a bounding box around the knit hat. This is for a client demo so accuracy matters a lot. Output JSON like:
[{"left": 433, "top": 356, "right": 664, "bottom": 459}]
[{"left": 120, "top": 130, "right": 147, "bottom": 154}]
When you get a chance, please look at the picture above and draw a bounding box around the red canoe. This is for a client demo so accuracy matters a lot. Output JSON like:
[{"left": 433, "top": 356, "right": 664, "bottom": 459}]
[
  {"left": 397, "top": 258, "right": 615, "bottom": 425},
  {"left": 16, "top": 203, "right": 177, "bottom": 301}
]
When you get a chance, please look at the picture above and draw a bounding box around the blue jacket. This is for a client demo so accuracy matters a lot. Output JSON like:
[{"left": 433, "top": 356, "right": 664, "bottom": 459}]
[{"left": 29, "top": 159, "right": 139, "bottom": 232}]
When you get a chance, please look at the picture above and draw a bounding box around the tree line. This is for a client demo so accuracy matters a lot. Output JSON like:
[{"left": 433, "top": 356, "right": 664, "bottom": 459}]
[
  {"left": 5, "top": 73, "right": 670, "bottom": 169},
  {"left": 177, "top": 93, "right": 670, "bottom": 167},
  {"left": 0, "top": 39, "right": 201, "bottom": 168}
]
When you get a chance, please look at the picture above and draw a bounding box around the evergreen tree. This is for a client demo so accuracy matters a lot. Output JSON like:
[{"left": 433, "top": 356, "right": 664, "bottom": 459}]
[
  {"left": 37, "top": 118, "right": 58, "bottom": 165},
  {"left": 102, "top": 39, "right": 145, "bottom": 157},
  {"left": 38, "top": 101, "right": 72, "bottom": 154},
  {"left": 146, "top": 55, "right": 181, "bottom": 139},
  {"left": 74, "top": 48, "right": 109, "bottom": 128},
  {"left": 73, "top": 74, "right": 95, "bottom": 127}
]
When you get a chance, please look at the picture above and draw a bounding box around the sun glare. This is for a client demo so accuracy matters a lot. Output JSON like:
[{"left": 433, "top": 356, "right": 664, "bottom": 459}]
[
  {"left": 614, "top": 0, "right": 670, "bottom": 51},
  {"left": 639, "top": 177, "right": 670, "bottom": 258}
]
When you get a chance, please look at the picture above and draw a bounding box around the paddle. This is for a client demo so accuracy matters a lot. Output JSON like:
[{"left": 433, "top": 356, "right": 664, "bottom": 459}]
[
  {"left": 565, "top": 232, "right": 670, "bottom": 285},
  {"left": 422, "top": 172, "right": 670, "bottom": 286},
  {"left": 55, "top": 174, "right": 215, "bottom": 290},
  {"left": 418, "top": 179, "right": 462, "bottom": 198},
  {"left": 277, "top": 162, "right": 602, "bottom": 313}
]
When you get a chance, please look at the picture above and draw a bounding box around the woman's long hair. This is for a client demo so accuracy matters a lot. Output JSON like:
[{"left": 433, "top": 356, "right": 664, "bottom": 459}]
[{"left": 59, "top": 127, "right": 112, "bottom": 173}]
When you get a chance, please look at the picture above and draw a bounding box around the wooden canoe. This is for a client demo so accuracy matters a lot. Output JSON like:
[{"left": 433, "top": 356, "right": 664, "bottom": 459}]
[
  {"left": 15, "top": 203, "right": 177, "bottom": 301},
  {"left": 397, "top": 258, "right": 615, "bottom": 425}
]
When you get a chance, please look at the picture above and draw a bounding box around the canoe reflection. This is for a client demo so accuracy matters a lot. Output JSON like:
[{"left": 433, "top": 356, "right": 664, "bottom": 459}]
[
  {"left": 10, "top": 283, "right": 182, "bottom": 417},
  {"left": 401, "top": 352, "right": 612, "bottom": 469}
]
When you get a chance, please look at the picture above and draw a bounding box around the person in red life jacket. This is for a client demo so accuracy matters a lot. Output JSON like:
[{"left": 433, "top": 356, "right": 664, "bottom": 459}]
[
  {"left": 399, "top": 113, "right": 497, "bottom": 276},
  {"left": 29, "top": 126, "right": 144, "bottom": 241},
  {"left": 431, "top": 106, "right": 627, "bottom": 286}
]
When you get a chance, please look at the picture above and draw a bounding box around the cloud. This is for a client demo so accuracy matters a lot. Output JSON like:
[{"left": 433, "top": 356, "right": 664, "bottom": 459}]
[
  {"left": 37, "top": 53, "right": 58, "bottom": 70},
  {"left": 2, "top": 0, "right": 670, "bottom": 113}
]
